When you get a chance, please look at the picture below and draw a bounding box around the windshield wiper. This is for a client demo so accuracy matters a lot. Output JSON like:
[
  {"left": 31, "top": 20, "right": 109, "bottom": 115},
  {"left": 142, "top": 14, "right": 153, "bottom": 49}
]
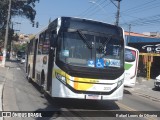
[
  {"left": 99, "top": 35, "right": 112, "bottom": 50},
  {"left": 77, "top": 30, "right": 92, "bottom": 49}
]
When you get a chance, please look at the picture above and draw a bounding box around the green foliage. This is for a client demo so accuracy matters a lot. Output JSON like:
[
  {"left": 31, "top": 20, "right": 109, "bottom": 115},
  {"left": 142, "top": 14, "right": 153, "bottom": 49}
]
[
  {"left": 0, "top": 0, "right": 40, "bottom": 42},
  {"left": 11, "top": 0, "right": 38, "bottom": 23},
  {"left": 12, "top": 43, "right": 27, "bottom": 53}
]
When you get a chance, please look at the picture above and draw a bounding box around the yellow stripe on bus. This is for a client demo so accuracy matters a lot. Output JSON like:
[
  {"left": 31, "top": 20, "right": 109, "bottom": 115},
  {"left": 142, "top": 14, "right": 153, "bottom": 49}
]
[{"left": 74, "top": 77, "right": 94, "bottom": 90}]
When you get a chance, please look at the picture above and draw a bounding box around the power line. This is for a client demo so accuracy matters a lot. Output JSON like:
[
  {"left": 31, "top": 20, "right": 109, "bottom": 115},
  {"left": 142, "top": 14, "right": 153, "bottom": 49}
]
[
  {"left": 120, "top": 14, "right": 160, "bottom": 30},
  {"left": 118, "top": 0, "right": 160, "bottom": 33},
  {"left": 79, "top": 0, "right": 110, "bottom": 18},
  {"left": 86, "top": 1, "right": 111, "bottom": 18},
  {"left": 121, "top": 0, "right": 159, "bottom": 14},
  {"left": 78, "top": 0, "right": 104, "bottom": 17}
]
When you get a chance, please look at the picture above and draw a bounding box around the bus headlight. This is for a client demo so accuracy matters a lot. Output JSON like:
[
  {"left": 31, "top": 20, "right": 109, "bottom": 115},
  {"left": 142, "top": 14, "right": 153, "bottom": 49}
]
[
  {"left": 117, "top": 78, "right": 124, "bottom": 88},
  {"left": 55, "top": 72, "right": 66, "bottom": 84}
]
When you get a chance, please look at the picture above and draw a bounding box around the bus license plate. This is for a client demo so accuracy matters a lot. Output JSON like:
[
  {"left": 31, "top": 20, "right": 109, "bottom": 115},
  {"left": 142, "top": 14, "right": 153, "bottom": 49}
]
[{"left": 86, "top": 94, "right": 101, "bottom": 100}]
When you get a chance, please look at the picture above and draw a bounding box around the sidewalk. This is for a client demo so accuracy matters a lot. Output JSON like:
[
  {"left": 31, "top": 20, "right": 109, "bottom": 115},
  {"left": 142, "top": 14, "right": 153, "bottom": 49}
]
[
  {"left": 124, "top": 77, "right": 160, "bottom": 101},
  {"left": 0, "top": 62, "right": 8, "bottom": 120}
]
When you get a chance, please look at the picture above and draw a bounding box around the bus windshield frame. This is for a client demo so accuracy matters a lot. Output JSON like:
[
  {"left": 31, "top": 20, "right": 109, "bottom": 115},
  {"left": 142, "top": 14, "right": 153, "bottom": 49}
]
[{"left": 57, "top": 30, "right": 124, "bottom": 69}]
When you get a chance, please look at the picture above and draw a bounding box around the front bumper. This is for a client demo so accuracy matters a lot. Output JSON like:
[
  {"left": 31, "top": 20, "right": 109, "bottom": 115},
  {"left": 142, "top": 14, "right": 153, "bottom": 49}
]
[{"left": 154, "top": 80, "right": 160, "bottom": 88}]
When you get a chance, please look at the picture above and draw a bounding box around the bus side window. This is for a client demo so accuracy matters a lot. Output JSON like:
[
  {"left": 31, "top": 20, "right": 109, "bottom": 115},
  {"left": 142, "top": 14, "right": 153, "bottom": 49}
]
[
  {"left": 38, "top": 33, "right": 44, "bottom": 54},
  {"left": 42, "top": 31, "right": 50, "bottom": 54}
]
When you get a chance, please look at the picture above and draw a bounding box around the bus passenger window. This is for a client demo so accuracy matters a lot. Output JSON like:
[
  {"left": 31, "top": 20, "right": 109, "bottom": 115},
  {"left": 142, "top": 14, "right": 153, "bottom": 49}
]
[
  {"left": 42, "top": 32, "right": 50, "bottom": 54},
  {"left": 38, "top": 34, "right": 44, "bottom": 54}
]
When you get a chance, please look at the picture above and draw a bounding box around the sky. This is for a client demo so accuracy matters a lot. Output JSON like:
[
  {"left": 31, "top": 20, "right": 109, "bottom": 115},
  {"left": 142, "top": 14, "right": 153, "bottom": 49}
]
[{"left": 12, "top": 0, "right": 160, "bottom": 35}]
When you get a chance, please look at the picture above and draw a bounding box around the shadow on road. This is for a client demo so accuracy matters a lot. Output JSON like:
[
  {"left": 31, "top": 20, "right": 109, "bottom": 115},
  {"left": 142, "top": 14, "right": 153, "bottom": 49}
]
[
  {"left": 35, "top": 105, "right": 61, "bottom": 120},
  {"left": 152, "top": 87, "right": 160, "bottom": 91},
  {"left": 34, "top": 97, "right": 120, "bottom": 118},
  {"left": 52, "top": 98, "right": 119, "bottom": 110},
  {"left": 123, "top": 87, "right": 133, "bottom": 95}
]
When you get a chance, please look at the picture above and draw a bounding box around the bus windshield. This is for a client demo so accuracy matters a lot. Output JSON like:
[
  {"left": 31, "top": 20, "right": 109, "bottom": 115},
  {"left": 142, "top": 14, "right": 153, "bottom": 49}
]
[{"left": 57, "top": 31, "right": 123, "bottom": 69}]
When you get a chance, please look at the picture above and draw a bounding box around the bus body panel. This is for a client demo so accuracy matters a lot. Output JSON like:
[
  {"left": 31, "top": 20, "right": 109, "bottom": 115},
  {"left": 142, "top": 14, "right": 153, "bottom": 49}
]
[
  {"left": 34, "top": 55, "right": 48, "bottom": 85},
  {"left": 49, "top": 64, "right": 124, "bottom": 100},
  {"left": 124, "top": 46, "right": 139, "bottom": 87},
  {"left": 28, "top": 55, "right": 34, "bottom": 78},
  {"left": 51, "top": 79, "right": 124, "bottom": 100}
]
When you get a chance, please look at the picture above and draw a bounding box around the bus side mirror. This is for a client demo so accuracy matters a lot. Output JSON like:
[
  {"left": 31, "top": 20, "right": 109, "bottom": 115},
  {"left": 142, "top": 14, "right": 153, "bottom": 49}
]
[
  {"left": 52, "top": 34, "right": 57, "bottom": 47},
  {"left": 50, "top": 47, "right": 54, "bottom": 50},
  {"left": 50, "top": 34, "right": 58, "bottom": 48}
]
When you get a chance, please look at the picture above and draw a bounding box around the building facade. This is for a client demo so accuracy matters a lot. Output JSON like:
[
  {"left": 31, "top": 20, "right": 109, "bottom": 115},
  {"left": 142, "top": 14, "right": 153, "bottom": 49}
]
[{"left": 125, "top": 32, "right": 160, "bottom": 79}]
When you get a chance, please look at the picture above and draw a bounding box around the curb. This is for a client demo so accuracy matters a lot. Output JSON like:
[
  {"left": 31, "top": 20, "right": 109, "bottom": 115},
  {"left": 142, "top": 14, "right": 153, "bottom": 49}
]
[
  {"left": 125, "top": 86, "right": 160, "bottom": 103},
  {"left": 0, "top": 83, "right": 4, "bottom": 120},
  {"left": 0, "top": 83, "right": 4, "bottom": 111},
  {"left": 0, "top": 65, "right": 7, "bottom": 120},
  {"left": 124, "top": 78, "right": 160, "bottom": 102},
  {"left": 133, "top": 91, "right": 160, "bottom": 102}
]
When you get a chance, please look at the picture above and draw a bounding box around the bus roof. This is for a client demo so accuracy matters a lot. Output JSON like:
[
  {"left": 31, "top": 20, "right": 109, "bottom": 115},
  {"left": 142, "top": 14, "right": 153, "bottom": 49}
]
[
  {"left": 48, "top": 16, "right": 124, "bottom": 37},
  {"left": 29, "top": 16, "right": 124, "bottom": 42},
  {"left": 49, "top": 16, "right": 122, "bottom": 29},
  {"left": 125, "top": 46, "right": 139, "bottom": 52}
]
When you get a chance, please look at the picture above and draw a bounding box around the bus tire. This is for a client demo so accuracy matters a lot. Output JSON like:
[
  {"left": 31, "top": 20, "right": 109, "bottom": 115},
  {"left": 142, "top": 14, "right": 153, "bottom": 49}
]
[
  {"left": 28, "top": 77, "right": 32, "bottom": 83},
  {"left": 155, "top": 86, "right": 159, "bottom": 91}
]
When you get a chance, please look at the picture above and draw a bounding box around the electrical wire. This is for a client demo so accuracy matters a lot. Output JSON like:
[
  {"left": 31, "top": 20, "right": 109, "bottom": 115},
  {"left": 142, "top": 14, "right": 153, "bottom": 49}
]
[{"left": 79, "top": 0, "right": 109, "bottom": 18}]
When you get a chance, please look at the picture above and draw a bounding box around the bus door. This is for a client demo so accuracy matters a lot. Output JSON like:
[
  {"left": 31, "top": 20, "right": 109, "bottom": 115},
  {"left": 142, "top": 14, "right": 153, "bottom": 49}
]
[
  {"left": 32, "top": 39, "right": 38, "bottom": 78},
  {"left": 47, "top": 31, "right": 57, "bottom": 91},
  {"left": 26, "top": 43, "right": 29, "bottom": 73}
]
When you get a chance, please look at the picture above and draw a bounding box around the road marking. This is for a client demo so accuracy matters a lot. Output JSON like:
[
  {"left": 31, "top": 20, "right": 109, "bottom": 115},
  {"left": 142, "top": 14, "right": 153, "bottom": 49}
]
[
  {"left": 116, "top": 102, "right": 136, "bottom": 111},
  {"left": 116, "top": 102, "right": 157, "bottom": 120},
  {"left": 16, "top": 67, "right": 20, "bottom": 70}
]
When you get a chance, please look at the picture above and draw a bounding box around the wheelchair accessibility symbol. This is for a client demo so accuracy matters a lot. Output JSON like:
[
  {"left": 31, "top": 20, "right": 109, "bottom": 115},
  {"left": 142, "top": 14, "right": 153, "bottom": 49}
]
[
  {"left": 96, "top": 59, "right": 104, "bottom": 68},
  {"left": 88, "top": 60, "right": 95, "bottom": 67}
]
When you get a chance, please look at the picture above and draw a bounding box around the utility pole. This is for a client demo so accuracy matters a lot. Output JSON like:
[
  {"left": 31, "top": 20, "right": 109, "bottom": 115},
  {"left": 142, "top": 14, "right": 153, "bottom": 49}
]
[
  {"left": 128, "top": 24, "right": 131, "bottom": 45},
  {"left": 115, "top": 0, "right": 121, "bottom": 26},
  {"left": 2, "top": 0, "right": 11, "bottom": 67},
  {"left": 110, "top": 0, "right": 122, "bottom": 26}
]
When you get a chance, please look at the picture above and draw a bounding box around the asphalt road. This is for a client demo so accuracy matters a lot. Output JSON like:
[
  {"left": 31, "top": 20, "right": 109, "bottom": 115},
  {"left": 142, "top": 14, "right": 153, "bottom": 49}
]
[{"left": 1, "top": 61, "right": 160, "bottom": 120}]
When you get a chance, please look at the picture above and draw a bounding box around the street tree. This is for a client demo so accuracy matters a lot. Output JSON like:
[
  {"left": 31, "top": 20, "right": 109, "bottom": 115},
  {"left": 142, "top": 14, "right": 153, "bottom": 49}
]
[{"left": 0, "top": 0, "right": 39, "bottom": 42}]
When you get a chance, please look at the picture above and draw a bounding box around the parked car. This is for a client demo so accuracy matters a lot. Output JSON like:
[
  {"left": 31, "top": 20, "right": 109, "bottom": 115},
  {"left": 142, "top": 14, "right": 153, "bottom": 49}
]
[
  {"left": 20, "top": 55, "right": 26, "bottom": 64},
  {"left": 16, "top": 51, "right": 25, "bottom": 61},
  {"left": 154, "top": 75, "right": 160, "bottom": 90}
]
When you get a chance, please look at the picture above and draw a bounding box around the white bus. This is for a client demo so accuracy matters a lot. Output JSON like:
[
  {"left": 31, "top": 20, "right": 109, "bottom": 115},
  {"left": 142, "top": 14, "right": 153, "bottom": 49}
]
[
  {"left": 26, "top": 17, "right": 125, "bottom": 100},
  {"left": 124, "top": 46, "right": 139, "bottom": 87}
]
